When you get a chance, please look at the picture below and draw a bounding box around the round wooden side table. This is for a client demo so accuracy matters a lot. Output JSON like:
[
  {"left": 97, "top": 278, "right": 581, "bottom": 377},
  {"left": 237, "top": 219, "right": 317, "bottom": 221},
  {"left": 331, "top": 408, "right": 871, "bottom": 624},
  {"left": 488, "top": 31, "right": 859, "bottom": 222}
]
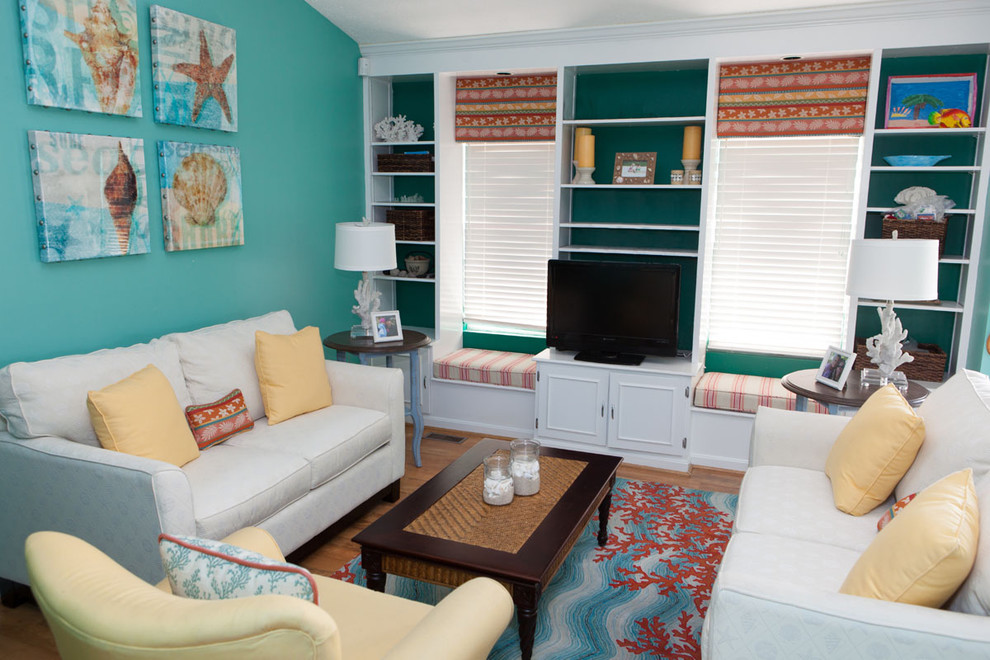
[{"left": 781, "top": 368, "right": 929, "bottom": 414}]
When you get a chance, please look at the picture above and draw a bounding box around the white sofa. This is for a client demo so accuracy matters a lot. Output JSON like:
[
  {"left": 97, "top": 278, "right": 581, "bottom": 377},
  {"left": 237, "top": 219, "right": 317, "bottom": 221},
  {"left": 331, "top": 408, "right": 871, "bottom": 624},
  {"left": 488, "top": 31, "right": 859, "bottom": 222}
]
[
  {"left": 703, "top": 369, "right": 990, "bottom": 658},
  {"left": 0, "top": 311, "right": 405, "bottom": 589}
]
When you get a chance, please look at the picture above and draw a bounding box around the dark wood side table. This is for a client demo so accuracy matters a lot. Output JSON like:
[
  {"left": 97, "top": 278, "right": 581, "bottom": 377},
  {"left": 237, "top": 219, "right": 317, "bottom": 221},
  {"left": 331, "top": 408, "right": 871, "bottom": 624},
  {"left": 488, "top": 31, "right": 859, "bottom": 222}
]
[
  {"left": 781, "top": 368, "right": 929, "bottom": 414},
  {"left": 323, "top": 330, "right": 431, "bottom": 467}
]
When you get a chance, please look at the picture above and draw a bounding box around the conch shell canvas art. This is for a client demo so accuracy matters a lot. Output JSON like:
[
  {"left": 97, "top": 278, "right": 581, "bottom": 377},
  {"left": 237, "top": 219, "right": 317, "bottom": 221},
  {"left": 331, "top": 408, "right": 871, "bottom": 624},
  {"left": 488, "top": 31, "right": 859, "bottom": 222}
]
[
  {"left": 19, "top": 0, "right": 142, "bottom": 117},
  {"left": 159, "top": 141, "right": 243, "bottom": 251}
]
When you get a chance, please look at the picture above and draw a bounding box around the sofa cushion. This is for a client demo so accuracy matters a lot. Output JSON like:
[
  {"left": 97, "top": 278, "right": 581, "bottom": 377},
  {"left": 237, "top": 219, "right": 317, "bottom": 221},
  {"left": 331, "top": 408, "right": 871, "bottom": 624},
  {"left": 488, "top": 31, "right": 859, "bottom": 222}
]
[
  {"left": 163, "top": 310, "right": 297, "bottom": 422},
  {"left": 87, "top": 364, "right": 200, "bottom": 467},
  {"left": 185, "top": 389, "right": 254, "bottom": 450},
  {"left": 227, "top": 404, "right": 391, "bottom": 490},
  {"left": 948, "top": 473, "right": 990, "bottom": 615},
  {"left": 181, "top": 444, "right": 311, "bottom": 541},
  {"left": 735, "top": 465, "right": 886, "bottom": 552},
  {"left": 0, "top": 339, "right": 190, "bottom": 447},
  {"left": 825, "top": 384, "right": 925, "bottom": 516},
  {"left": 254, "top": 327, "right": 334, "bottom": 425},
  {"left": 840, "top": 469, "right": 979, "bottom": 608},
  {"left": 897, "top": 369, "right": 990, "bottom": 500}
]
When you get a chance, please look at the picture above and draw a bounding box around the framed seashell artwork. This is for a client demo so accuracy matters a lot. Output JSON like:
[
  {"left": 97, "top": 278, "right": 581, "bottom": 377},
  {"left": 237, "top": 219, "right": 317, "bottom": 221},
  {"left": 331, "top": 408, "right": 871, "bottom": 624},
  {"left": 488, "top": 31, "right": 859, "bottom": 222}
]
[
  {"left": 28, "top": 130, "right": 150, "bottom": 263},
  {"left": 19, "top": 0, "right": 142, "bottom": 116},
  {"left": 151, "top": 5, "right": 237, "bottom": 132},
  {"left": 159, "top": 141, "right": 243, "bottom": 251}
]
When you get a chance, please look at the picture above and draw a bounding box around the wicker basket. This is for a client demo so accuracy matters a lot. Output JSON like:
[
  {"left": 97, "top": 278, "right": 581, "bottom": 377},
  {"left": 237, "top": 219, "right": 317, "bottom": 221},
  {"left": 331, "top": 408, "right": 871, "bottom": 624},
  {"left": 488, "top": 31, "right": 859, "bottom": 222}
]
[
  {"left": 386, "top": 208, "right": 435, "bottom": 241},
  {"left": 881, "top": 218, "right": 947, "bottom": 257},
  {"left": 853, "top": 338, "right": 947, "bottom": 382},
  {"left": 377, "top": 153, "right": 434, "bottom": 172}
]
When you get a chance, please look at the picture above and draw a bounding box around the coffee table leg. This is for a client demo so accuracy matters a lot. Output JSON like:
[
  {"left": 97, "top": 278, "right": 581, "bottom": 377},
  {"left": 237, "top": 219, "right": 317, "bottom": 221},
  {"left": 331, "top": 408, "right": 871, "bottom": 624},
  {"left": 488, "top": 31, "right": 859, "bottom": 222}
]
[
  {"left": 362, "top": 549, "right": 386, "bottom": 592},
  {"left": 597, "top": 477, "right": 615, "bottom": 546},
  {"left": 514, "top": 585, "right": 540, "bottom": 660}
]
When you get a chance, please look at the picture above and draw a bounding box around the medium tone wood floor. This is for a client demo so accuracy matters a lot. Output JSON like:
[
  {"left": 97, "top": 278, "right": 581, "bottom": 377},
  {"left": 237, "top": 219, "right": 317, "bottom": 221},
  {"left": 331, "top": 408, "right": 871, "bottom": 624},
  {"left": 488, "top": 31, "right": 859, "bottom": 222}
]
[{"left": 0, "top": 425, "right": 743, "bottom": 659}]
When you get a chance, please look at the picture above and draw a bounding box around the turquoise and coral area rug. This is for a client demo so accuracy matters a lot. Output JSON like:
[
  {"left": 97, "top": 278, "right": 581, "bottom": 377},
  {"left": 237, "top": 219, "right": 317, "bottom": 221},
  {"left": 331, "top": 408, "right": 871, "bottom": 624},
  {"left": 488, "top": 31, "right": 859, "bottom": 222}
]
[{"left": 330, "top": 478, "right": 738, "bottom": 659}]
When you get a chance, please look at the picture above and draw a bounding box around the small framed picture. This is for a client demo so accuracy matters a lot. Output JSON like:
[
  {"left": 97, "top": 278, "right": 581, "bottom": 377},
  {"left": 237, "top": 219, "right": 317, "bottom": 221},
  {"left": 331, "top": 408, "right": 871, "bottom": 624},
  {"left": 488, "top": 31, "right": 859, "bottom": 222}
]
[
  {"left": 884, "top": 73, "right": 978, "bottom": 129},
  {"left": 816, "top": 346, "right": 855, "bottom": 390},
  {"left": 612, "top": 152, "right": 657, "bottom": 185},
  {"left": 372, "top": 310, "right": 403, "bottom": 343}
]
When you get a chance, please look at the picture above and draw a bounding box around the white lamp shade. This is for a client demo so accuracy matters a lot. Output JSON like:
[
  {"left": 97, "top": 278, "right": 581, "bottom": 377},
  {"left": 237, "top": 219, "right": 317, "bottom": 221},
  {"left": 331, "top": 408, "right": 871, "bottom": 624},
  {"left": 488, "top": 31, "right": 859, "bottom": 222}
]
[
  {"left": 334, "top": 222, "right": 397, "bottom": 272},
  {"left": 846, "top": 238, "right": 939, "bottom": 301}
]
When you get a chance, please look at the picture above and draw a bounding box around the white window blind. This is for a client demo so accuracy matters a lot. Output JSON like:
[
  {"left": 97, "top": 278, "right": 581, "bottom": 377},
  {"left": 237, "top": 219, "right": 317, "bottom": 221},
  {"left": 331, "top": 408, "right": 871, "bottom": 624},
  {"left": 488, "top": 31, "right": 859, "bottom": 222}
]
[
  {"left": 463, "top": 142, "right": 555, "bottom": 334},
  {"left": 703, "top": 135, "right": 863, "bottom": 356}
]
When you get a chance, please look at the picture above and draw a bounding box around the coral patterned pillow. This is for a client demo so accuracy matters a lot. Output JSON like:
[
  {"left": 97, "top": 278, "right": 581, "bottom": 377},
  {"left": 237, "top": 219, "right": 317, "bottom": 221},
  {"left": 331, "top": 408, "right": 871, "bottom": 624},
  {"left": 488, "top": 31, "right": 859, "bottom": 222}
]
[
  {"left": 159, "top": 534, "right": 318, "bottom": 603},
  {"left": 877, "top": 492, "right": 918, "bottom": 532},
  {"left": 184, "top": 389, "right": 253, "bottom": 449}
]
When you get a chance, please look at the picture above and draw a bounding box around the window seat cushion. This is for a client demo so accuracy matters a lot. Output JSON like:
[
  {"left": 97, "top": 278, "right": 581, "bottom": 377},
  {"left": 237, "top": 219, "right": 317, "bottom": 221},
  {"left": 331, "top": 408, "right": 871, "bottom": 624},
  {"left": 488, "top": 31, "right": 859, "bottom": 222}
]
[
  {"left": 433, "top": 349, "right": 537, "bottom": 390},
  {"left": 694, "top": 371, "right": 829, "bottom": 414}
]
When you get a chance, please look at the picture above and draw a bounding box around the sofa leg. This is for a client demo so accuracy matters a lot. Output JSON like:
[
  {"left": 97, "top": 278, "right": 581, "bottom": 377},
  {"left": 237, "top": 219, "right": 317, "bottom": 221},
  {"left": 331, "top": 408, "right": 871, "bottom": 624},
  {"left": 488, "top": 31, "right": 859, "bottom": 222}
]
[
  {"left": 1, "top": 578, "right": 32, "bottom": 608},
  {"left": 384, "top": 479, "right": 401, "bottom": 503}
]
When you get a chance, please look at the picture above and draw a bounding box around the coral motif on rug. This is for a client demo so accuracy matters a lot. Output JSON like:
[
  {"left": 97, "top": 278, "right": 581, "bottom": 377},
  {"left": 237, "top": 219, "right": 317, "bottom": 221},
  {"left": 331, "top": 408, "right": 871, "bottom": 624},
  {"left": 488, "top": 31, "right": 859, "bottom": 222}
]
[{"left": 329, "top": 478, "right": 737, "bottom": 659}]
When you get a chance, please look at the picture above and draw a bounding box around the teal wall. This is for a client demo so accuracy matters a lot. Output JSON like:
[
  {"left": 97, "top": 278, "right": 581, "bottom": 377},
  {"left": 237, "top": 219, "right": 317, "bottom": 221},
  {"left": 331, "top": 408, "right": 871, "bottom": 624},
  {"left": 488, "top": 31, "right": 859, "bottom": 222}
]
[{"left": 0, "top": 0, "right": 363, "bottom": 365}]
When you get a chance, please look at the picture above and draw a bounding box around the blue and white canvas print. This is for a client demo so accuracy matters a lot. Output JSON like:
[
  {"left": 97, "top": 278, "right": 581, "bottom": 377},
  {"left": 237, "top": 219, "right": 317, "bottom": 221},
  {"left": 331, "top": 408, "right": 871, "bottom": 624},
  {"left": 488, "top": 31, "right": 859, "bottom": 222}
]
[
  {"left": 19, "top": 0, "right": 142, "bottom": 116},
  {"left": 151, "top": 6, "right": 237, "bottom": 132},
  {"left": 159, "top": 141, "right": 243, "bottom": 251},
  {"left": 29, "top": 131, "right": 150, "bottom": 263}
]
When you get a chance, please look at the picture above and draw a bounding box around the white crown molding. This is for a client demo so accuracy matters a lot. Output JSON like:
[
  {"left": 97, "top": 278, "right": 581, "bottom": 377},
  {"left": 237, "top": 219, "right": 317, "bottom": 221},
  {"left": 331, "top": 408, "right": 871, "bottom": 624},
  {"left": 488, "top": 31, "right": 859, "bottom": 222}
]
[{"left": 360, "top": 0, "right": 989, "bottom": 60}]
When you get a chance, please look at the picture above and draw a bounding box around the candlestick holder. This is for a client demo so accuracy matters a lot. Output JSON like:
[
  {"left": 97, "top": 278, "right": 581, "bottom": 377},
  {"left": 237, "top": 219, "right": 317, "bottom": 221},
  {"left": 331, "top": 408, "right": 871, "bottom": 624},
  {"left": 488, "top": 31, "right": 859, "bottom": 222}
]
[
  {"left": 681, "top": 158, "right": 700, "bottom": 171},
  {"left": 574, "top": 167, "right": 596, "bottom": 185}
]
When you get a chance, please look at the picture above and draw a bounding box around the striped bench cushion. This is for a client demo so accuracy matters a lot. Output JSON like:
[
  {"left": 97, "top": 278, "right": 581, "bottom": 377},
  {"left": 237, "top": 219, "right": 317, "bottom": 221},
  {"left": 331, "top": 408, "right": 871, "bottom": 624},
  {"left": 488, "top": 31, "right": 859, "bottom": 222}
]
[
  {"left": 433, "top": 349, "right": 537, "bottom": 390},
  {"left": 694, "top": 372, "right": 829, "bottom": 414}
]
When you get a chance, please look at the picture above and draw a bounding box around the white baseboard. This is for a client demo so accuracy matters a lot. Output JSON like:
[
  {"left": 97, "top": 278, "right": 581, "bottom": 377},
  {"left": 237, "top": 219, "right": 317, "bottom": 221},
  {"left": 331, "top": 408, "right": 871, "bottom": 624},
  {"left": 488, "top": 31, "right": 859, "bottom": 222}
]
[
  {"left": 422, "top": 414, "right": 533, "bottom": 439},
  {"left": 689, "top": 452, "right": 750, "bottom": 472}
]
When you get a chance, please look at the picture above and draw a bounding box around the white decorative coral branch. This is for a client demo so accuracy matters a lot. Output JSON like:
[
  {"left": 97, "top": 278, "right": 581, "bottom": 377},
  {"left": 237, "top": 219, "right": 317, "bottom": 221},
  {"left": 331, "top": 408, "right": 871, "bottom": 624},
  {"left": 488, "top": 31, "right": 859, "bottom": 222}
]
[
  {"left": 866, "top": 301, "right": 914, "bottom": 380},
  {"left": 373, "top": 115, "right": 424, "bottom": 142}
]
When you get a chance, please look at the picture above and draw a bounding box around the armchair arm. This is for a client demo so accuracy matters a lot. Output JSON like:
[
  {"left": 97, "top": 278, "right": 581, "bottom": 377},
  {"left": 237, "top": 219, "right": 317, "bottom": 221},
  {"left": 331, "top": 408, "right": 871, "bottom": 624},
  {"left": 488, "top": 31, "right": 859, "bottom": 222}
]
[
  {"left": 384, "top": 578, "right": 514, "bottom": 660},
  {"left": 325, "top": 360, "right": 405, "bottom": 482},
  {"left": 0, "top": 432, "right": 194, "bottom": 585},
  {"left": 750, "top": 406, "right": 850, "bottom": 470}
]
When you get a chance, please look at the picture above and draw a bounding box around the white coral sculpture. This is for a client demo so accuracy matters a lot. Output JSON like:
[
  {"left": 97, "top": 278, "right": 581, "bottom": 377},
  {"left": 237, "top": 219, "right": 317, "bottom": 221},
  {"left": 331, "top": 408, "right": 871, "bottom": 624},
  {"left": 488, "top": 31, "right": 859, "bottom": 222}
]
[
  {"left": 865, "top": 302, "right": 914, "bottom": 380},
  {"left": 374, "top": 115, "right": 424, "bottom": 142}
]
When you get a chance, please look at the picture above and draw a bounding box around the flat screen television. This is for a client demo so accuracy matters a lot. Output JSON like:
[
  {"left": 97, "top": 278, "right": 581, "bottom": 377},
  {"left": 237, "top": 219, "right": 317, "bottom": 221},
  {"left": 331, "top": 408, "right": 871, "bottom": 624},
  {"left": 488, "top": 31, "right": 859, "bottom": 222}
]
[{"left": 546, "top": 259, "right": 680, "bottom": 365}]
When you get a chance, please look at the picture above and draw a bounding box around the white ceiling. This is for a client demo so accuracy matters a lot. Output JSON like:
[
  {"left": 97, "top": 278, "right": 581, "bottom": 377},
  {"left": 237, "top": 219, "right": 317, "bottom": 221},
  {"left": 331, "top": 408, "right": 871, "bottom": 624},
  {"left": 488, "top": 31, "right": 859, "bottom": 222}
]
[{"left": 303, "top": 0, "right": 890, "bottom": 46}]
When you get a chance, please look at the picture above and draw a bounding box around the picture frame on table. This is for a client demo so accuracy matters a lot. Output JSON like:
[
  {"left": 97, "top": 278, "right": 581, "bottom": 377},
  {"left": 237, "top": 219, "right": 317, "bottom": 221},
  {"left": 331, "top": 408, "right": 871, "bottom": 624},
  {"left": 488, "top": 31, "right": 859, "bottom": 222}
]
[
  {"left": 884, "top": 73, "right": 977, "bottom": 129},
  {"left": 372, "top": 310, "right": 403, "bottom": 343},
  {"left": 612, "top": 152, "right": 656, "bottom": 185},
  {"left": 816, "top": 346, "right": 855, "bottom": 390}
]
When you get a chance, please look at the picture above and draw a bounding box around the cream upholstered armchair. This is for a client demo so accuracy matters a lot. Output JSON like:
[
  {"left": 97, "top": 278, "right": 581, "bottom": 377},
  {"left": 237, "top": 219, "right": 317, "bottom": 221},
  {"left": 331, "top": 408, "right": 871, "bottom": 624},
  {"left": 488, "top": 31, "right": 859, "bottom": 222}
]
[{"left": 25, "top": 527, "right": 514, "bottom": 659}]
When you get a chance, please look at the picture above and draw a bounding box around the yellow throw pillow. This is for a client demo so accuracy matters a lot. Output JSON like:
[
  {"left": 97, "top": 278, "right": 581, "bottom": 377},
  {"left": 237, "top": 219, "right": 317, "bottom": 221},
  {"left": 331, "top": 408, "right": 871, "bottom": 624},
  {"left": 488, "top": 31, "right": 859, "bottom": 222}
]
[
  {"left": 254, "top": 326, "right": 333, "bottom": 425},
  {"left": 825, "top": 384, "right": 925, "bottom": 515},
  {"left": 840, "top": 468, "right": 979, "bottom": 607},
  {"left": 87, "top": 364, "right": 200, "bottom": 467}
]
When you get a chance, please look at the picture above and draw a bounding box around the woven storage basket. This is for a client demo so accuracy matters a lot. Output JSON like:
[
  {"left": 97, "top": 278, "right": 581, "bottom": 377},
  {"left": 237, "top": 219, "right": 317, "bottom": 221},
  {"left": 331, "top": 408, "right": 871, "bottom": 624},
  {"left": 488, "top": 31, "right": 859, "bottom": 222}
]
[
  {"left": 387, "top": 208, "right": 435, "bottom": 241},
  {"left": 853, "top": 338, "right": 947, "bottom": 382},
  {"left": 881, "top": 218, "right": 946, "bottom": 257},
  {"left": 377, "top": 153, "right": 434, "bottom": 172}
]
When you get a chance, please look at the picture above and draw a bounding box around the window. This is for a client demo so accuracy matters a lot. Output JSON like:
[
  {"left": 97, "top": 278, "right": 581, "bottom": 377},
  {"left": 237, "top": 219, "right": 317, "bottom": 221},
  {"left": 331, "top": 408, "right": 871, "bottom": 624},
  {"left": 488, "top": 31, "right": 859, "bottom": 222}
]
[
  {"left": 702, "top": 135, "right": 863, "bottom": 357},
  {"left": 462, "top": 142, "right": 555, "bottom": 335}
]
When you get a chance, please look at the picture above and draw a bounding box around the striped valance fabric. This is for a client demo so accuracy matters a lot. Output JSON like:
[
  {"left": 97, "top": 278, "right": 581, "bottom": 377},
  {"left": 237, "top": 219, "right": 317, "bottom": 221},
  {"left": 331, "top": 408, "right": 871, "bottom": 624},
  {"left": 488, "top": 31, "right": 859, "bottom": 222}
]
[
  {"left": 455, "top": 74, "right": 557, "bottom": 141},
  {"left": 717, "top": 56, "right": 871, "bottom": 137}
]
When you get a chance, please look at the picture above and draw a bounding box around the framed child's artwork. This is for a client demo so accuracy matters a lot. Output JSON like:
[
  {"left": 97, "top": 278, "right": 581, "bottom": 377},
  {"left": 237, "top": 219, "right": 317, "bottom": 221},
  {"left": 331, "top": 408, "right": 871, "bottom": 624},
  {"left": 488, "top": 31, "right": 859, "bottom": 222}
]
[
  {"left": 816, "top": 346, "right": 855, "bottom": 390},
  {"left": 612, "top": 152, "right": 657, "bottom": 185},
  {"left": 884, "top": 73, "right": 978, "bottom": 129},
  {"left": 372, "top": 311, "right": 403, "bottom": 343}
]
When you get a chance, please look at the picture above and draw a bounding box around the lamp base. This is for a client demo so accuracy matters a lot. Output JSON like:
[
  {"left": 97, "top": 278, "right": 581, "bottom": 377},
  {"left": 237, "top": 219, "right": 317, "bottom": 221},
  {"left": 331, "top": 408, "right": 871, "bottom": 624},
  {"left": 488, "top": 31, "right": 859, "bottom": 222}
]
[
  {"left": 350, "top": 324, "right": 372, "bottom": 339},
  {"left": 860, "top": 368, "right": 908, "bottom": 390}
]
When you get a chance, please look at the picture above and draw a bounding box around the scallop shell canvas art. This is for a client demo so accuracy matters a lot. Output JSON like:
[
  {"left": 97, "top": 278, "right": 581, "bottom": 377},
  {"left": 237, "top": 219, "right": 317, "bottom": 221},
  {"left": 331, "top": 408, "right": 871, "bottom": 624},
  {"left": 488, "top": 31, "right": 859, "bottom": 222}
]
[
  {"left": 151, "top": 6, "right": 237, "bottom": 132},
  {"left": 159, "top": 141, "right": 243, "bottom": 251},
  {"left": 19, "top": 0, "right": 142, "bottom": 117},
  {"left": 28, "top": 131, "right": 149, "bottom": 262}
]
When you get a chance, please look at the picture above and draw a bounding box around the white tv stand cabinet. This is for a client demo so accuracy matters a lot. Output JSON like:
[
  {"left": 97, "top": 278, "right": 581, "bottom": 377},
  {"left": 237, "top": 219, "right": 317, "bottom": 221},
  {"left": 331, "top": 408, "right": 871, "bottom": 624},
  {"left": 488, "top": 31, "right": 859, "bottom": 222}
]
[{"left": 533, "top": 349, "right": 698, "bottom": 472}]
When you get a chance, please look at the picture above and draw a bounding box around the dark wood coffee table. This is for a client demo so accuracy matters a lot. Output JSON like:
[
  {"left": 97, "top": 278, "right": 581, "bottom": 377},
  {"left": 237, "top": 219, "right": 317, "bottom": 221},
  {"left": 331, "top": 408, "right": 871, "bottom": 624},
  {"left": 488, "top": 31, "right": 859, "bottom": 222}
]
[{"left": 353, "top": 438, "right": 621, "bottom": 660}]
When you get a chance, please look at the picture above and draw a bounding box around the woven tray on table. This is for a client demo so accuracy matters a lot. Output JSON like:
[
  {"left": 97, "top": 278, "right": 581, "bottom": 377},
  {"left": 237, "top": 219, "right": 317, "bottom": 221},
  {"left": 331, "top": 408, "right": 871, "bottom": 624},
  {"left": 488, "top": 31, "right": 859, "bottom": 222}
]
[
  {"left": 377, "top": 153, "right": 434, "bottom": 172},
  {"left": 386, "top": 209, "right": 435, "bottom": 241},
  {"left": 853, "top": 338, "right": 947, "bottom": 382},
  {"left": 882, "top": 218, "right": 946, "bottom": 257}
]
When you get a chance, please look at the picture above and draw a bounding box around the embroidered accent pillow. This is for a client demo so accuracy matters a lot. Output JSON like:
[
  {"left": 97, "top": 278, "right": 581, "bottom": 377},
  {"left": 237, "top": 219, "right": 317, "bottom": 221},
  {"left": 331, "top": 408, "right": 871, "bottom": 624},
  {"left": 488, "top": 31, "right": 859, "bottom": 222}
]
[
  {"left": 159, "top": 534, "right": 318, "bottom": 604},
  {"left": 184, "top": 389, "right": 254, "bottom": 450},
  {"left": 877, "top": 492, "right": 917, "bottom": 532}
]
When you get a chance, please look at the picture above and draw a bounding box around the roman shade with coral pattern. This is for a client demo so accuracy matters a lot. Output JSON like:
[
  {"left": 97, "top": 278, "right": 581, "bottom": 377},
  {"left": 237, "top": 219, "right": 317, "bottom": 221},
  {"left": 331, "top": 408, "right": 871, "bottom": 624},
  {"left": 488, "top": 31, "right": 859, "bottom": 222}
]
[{"left": 455, "top": 74, "right": 557, "bottom": 141}]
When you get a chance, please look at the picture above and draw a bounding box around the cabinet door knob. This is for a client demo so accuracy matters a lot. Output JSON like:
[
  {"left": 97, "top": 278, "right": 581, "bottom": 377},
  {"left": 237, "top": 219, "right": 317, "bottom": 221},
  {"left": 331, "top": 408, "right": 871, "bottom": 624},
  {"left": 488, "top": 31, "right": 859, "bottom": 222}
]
[
  {"left": 601, "top": 404, "right": 605, "bottom": 417},
  {"left": 610, "top": 405, "right": 615, "bottom": 420}
]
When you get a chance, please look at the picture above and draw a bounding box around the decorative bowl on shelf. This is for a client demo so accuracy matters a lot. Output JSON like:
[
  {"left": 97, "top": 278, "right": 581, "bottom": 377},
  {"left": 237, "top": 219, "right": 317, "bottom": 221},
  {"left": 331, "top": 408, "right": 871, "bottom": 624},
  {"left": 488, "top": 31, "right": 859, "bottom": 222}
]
[
  {"left": 405, "top": 252, "right": 431, "bottom": 277},
  {"left": 883, "top": 155, "right": 951, "bottom": 167}
]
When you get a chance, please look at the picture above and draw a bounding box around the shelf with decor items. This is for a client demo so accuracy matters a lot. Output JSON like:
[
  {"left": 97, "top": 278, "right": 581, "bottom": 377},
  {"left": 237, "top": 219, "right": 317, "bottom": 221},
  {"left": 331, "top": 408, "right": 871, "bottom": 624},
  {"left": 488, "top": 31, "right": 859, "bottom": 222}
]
[{"left": 855, "top": 46, "right": 990, "bottom": 379}]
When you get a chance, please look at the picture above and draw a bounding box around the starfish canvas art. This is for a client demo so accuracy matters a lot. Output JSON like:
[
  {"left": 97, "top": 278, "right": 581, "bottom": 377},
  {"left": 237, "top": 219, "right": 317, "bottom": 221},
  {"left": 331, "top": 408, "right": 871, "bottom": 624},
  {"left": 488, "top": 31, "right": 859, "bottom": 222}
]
[
  {"left": 19, "top": 0, "right": 142, "bottom": 116},
  {"left": 150, "top": 6, "right": 237, "bottom": 132}
]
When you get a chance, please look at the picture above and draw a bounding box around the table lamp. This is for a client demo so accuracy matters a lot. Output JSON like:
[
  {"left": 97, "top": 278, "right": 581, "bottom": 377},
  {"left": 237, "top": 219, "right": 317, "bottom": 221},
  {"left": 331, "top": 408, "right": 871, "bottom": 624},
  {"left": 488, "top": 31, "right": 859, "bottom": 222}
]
[
  {"left": 334, "top": 220, "right": 396, "bottom": 337},
  {"left": 846, "top": 233, "right": 939, "bottom": 386}
]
